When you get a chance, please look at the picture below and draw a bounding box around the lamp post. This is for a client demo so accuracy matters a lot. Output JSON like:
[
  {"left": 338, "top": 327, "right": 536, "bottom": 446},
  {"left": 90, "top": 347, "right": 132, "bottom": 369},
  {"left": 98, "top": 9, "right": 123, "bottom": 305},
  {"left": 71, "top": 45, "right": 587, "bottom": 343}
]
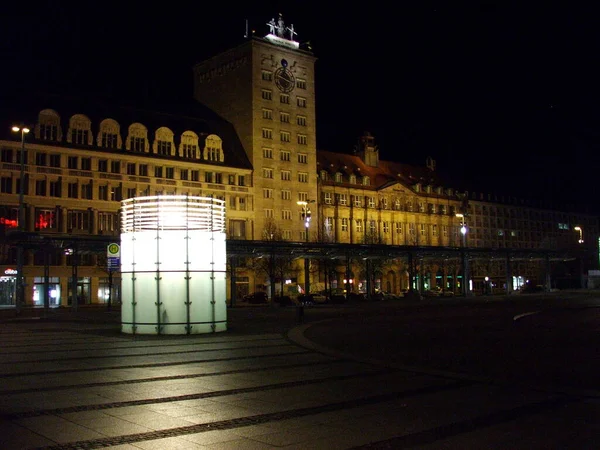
[
  {"left": 574, "top": 226, "right": 585, "bottom": 288},
  {"left": 297, "top": 200, "right": 313, "bottom": 296},
  {"left": 456, "top": 213, "right": 469, "bottom": 296},
  {"left": 12, "top": 125, "right": 30, "bottom": 314}
]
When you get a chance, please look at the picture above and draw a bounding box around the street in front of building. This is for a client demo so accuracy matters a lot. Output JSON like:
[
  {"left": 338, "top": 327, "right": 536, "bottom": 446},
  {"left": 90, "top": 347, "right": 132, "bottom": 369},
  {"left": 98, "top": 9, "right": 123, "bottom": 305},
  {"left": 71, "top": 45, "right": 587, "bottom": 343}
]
[{"left": 0, "top": 291, "right": 598, "bottom": 449}]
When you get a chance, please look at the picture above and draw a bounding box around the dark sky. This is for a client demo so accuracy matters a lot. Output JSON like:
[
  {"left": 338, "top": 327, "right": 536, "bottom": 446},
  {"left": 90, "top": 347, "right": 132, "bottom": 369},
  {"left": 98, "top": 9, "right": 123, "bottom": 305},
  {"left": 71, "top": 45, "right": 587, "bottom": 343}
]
[{"left": 2, "top": 3, "right": 599, "bottom": 212}]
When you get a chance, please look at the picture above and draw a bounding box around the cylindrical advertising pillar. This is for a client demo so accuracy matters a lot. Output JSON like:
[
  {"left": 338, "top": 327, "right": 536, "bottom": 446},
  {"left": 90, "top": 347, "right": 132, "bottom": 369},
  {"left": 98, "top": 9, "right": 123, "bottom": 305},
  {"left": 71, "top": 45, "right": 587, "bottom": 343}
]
[{"left": 120, "top": 195, "right": 226, "bottom": 335}]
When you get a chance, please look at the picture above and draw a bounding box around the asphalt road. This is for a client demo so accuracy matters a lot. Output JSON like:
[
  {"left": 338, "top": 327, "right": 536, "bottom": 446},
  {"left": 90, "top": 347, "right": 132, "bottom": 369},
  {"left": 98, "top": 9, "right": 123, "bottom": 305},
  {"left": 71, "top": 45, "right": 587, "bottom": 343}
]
[{"left": 300, "top": 292, "right": 600, "bottom": 395}]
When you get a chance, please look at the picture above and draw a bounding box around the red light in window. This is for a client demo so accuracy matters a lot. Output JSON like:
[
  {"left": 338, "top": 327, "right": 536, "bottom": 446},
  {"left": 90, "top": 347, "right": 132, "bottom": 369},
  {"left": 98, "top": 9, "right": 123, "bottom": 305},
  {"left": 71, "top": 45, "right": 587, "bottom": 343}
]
[{"left": 0, "top": 217, "right": 17, "bottom": 227}]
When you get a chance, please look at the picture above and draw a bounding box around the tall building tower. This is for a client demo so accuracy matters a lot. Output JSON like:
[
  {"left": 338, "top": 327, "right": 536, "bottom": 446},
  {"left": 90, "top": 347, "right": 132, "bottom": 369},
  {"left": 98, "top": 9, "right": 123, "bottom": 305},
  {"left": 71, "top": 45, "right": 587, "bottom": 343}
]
[{"left": 193, "top": 14, "right": 318, "bottom": 241}]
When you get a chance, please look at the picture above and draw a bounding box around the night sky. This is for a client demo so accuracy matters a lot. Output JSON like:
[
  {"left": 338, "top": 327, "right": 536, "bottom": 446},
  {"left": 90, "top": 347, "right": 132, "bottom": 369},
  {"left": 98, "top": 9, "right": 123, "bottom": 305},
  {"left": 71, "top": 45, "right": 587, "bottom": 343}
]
[{"left": 2, "top": 3, "right": 599, "bottom": 213}]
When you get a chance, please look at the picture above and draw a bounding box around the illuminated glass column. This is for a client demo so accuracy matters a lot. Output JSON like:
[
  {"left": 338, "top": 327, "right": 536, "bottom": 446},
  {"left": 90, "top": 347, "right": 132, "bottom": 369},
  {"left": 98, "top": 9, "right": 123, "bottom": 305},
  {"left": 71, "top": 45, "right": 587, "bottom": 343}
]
[{"left": 120, "top": 195, "right": 227, "bottom": 335}]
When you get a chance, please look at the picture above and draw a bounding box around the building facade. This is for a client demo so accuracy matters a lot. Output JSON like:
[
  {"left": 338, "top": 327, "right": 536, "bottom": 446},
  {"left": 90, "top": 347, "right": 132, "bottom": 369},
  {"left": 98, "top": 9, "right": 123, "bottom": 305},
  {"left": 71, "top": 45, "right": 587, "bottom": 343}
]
[{"left": 0, "top": 15, "right": 598, "bottom": 306}]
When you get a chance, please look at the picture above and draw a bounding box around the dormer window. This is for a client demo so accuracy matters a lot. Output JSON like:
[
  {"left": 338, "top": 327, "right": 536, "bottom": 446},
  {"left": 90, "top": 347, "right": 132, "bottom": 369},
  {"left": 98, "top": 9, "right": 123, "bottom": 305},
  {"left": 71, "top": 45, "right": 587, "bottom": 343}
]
[
  {"left": 414, "top": 183, "right": 422, "bottom": 192},
  {"left": 37, "top": 109, "right": 62, "bottom": 142},
  {"left": 126, "top": 123, "right": 148, "bottom": 153},
  {"left": 203, "top": 134, "right": 224, "bottom": 162},
  {"left": 154, "top": 127, "right": 175, "bottom": 156},
  {"left": 320, "top": 170, "right": 328, "bottom": 181},
  {"left": 363, "top": 176, "right": 370, "bottom": 186},
  {"left": 68, "top": 114, "right": 92, "bottom": 145},
  {"left": 98, "top": 118, "right": 121, "bottom": 149},
  {"left": 335, "top": 172, "right": 342, "bottom": 183},
  {"left": 180, "top": 131, "right": 200, "bottom": 159},
  {"left": 349, "top": 174, "right": 356, "bottom": 184}
]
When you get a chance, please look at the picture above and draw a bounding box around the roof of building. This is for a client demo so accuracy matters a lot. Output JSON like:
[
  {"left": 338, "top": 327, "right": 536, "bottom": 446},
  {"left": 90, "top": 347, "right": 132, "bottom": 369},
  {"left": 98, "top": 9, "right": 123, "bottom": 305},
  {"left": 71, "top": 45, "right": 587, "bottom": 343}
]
[{"left": 0, "top": 92, "right": 252, "bottom": 170}]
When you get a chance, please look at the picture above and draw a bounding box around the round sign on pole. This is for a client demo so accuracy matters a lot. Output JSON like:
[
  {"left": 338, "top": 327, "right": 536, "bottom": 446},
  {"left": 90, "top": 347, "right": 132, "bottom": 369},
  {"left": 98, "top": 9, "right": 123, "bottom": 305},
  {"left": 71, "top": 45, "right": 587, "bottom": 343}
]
[{"left": 107, "top": 243, "right": 120, "bottom": 257}]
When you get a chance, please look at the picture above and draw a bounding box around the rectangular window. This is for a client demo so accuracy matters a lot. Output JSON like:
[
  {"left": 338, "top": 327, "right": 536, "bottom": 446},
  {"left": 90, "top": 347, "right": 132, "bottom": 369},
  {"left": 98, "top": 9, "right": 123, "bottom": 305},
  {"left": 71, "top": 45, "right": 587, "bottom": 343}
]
[
  {"left": 282, "top": 210, "right": 292, "bottom": 220},
  {"left": 298, "top": 172, "right": 308, "bottom": 183},
  {"left": 396, "top": 222, "right": 403, "bottom": 234},
  {"left": 204, "top": 172, "right": 213, "bottom": 183},
  {"left": 110, "top": 161, "right": 120, "bottom": 173},
  {"left": 341, "top": 218, "right": 349, "bottom": 232},
  {"left": 324, "top": 192, "right": 332, "bottom": 204},
  {"left": 50, "top": 181, "right": 61, "bottom": 198},
  {"left": 369, "top": 220, "right": 376, "bottom": 233},
  {"left": 263, "top": 188, "right": 273, "bottom": 198},
  {"left": 35, "top": 179, "right": 46, "bottom": 196},
  {"left": 280, "top": 94, "right": 290, "bottom": 104},
  {"left": 297, "top": 134, "right": 307, "bottom": 145},
  {"left": 264, "top": 209, "right": 274, "bottom": 218},
  {"left": 130, "top": 137, "right": 145, "bottom": 152},
  {"left": 281, "top": 190, "right": 291, "bottom": 200},
  {"left": 296, "top": 115, "right": 307, "bottom": 126},
  {"left": 180, "top": 169, "right": 189, "bottom": 181},
  {"left": 71, "top": 129, "right": 89, "bottom": 145},
  {"left": 325, "top": 217, "right": 333, "bottom": 232},
  {"left": 68, "top": 156, "right": 78, "bottom": 169},
  {"left": 263, "top": 168, "right": 273, "bottom": 179},
  {"left": 297, "top": 97, "right": 307, "bottom": 107},
  {"left": 126, "top": 163, "right": 136, "bottom": 175},
  {"left": 101, "top": 132, "right": 118, "bottom": 148},
  {"left": 283, "top": 230, "right": 292, "bottom": 240},
  {"left": 296, "top": 79, "right": 307, "bottom": 89},
  {"left": 280, "top": 112, "right": 290, "bottom": 123},
  {"left": 262, "top": 128, "right": 273, "bottom": 139},
  {"left": 98, "top": 212, "right": 117, "bottom": 232},
  {"left": 157, "top": 141, "right": 171, "bottom": 156},
  {"left": 98, "top": 185, "right": 109, "bottom": 201},
  {"left": 81, "top": 157, "right": 91, "bottom": 171},
  {"left": 36, "top": 152, "right": 47, "bottom": 166},
  {"left": 238, "top": 175, "right": 245, "bottom": 186},
  {"left": 368, "top": 197, "right": 375, "bottom": 208},
  {"left": 191, "top": 170, "right": 200, "bottom": 182},
  {"left": 338, "top": 194, "right": 347, "bottom": 206},
  {"left": 165, "top": 167, "right": 174, "bottom": 179},
  {"left": 432, "top": 224, "right": 438, "bottom": 236},
  {"left": 409, "top": 223, "right": 415, "bottom": 235},
  {"left": 127, "top": 188, "right": 136, "bottom": 199},
  {"left": 263, "top": 147, "right": 273, "bottom": 159},
  {"left": 298, "top": 192, "right": 308, "bottom": 202},
  {"left": 67, "top": 210, "right": 90, "bottom": 231},
  {"left": 356, "top": 219, "right": 363, "bottom": 233},
  {"left": 81, "top": 183, "right": 92, "bottom": 200},
  {"left": 353, "top": 196, "right": 362, "bottom": 207},
  {"left": 383, "top": 222, "right": 389, "bottom": 233},
  {"left": 280, "top": 150, "right": 290, "bottom": 161},
  {"left": 183, "top": 144, "right": 197, "bottom": 159},
  {"left": 68, "top": 182, "right": 78, "bottom": 199},
  {"left": 40, "top": 124, "right": 57, "bottom": 141},
  {"left": 420, "top": 224, "right": 426, "bottom": 235},
  {"left": 262, "top": 108, "right": 273, "bottom": 120},
  {"left": 98, "top": 159, "right": 108, "bottom": 172},
  {"left": 261, "top": 70, "right": 273, "bottom": 81},
  {"left": 261, "top": 89, "right": 272, "bottom": 100},
  {"left": 298, "top": 153, "right": 307, "bottom": 164},
  {"left": 138, "top": 164, "right": 148, "bottom": 176},
  {"left": 35, "top": 209, "right": 56, "bottom": 230},
  {"left": 48, "top": 154, "right": 60, "bottom": 167},
  {"left": 155, "top": 166, "right": 163, "bottom": 178},
  {"left": 0, "top": 177, "right": 12, "bottom": 193},
  {"left": 280, "top": 131, "right": 291, "bottom": 142},
  {"left": 443, "top": 225, "right": 448, "bottom": 237},
  {"left": 281, "top": 170, "right": 291, "bottom": 181},
  {"left": 1, "top": 148, "right": 13, "bottom": 163}
]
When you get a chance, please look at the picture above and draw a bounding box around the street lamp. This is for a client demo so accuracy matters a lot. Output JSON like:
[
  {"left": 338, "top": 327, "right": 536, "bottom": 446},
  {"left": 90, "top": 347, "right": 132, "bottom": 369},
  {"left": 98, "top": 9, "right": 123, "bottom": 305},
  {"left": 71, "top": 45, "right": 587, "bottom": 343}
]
[
  {"left": 297, "top": 200, "right": 314, "bottom": 295},
  {"left": 574, "top": 226, "right": 584, "bottom": 244},
  {"left": 12, "top": 125, "right": 30, "bottom": 314},
  {"left": 455, "top": 213, "right": 470, "bottom": 296}
]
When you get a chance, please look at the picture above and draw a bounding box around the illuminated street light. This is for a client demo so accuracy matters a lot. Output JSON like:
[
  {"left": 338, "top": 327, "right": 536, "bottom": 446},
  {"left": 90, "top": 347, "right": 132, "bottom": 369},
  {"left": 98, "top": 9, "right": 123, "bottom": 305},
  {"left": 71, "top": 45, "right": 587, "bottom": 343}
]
[
  {"left": 11, "top": 125, "right": 29, "bottom": 314},
  {"left": 455, "top": 212, "right": 470, "bottom": 296},
  {"left": 297, "top": 200, "right": 314, "bottom": 296},
  {"left": 574, "top": 226, "right": 584, "bottom": 244}
]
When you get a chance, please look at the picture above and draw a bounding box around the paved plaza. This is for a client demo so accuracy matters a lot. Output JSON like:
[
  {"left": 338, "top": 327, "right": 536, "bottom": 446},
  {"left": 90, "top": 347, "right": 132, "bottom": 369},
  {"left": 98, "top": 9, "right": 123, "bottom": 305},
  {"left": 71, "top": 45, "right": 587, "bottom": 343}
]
[{"left": 0, "top": 298, "right": 598, "bottom": 449}]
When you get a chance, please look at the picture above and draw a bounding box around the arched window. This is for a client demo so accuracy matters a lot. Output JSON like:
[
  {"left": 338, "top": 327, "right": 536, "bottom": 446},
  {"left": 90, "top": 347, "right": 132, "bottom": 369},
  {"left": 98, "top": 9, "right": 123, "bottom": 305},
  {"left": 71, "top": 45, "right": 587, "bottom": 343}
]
[
  {"left": 67, "top": 114, "right": 92, "bottom": 145},
  {"left": 154, "top": 127, "right": 175, "bottom": 156},
  {"left": 97, "top": 118, "right": 122, "bottom": 149},
  {"left": 126, "top": 123, "right": 149, "bottom": 153},
  {"left": 36, "top": 109, "right": 62, "bottom": 141},
  {"left": 203, "top": 134, "right": 224, "bottom": 162},
  {"left": 180, "top": 131, "right": 200, "bottom": 159}
]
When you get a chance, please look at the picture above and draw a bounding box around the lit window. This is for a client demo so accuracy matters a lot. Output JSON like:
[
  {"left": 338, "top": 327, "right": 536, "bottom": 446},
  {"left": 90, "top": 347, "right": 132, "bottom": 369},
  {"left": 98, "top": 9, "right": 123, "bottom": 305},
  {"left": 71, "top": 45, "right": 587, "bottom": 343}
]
[{"left": 341, "top": 218, "right": 349, "bottom": 232}]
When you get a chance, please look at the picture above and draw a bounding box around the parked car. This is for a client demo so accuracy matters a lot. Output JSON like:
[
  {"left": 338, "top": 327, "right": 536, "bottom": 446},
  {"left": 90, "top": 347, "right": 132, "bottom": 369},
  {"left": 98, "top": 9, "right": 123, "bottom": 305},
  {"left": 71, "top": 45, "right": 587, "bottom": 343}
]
[{"left": 243, "top": 292, "right": 269, "bottom": 304}]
